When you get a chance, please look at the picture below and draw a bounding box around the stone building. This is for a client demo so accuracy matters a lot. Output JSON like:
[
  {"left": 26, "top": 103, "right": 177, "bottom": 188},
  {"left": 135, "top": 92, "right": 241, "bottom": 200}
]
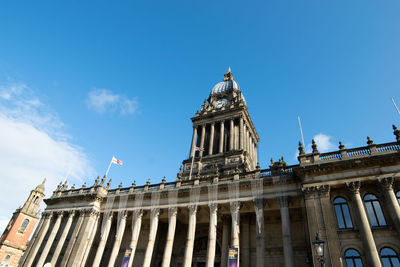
[
  {"left": 0, "top": 180, "right": 45, "bottom": 267},
  {"left": 20, "top": 70, "right": 400, "bottom": 267}
]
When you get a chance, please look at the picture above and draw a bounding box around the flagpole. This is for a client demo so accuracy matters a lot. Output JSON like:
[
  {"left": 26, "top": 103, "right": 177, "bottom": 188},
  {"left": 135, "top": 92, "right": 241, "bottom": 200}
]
[
  {"left": 391, "top": 97, "right": 400, "bottom": 117},
  {"left": 298, "top": 116, "right": 305, "bottom": 147},
  {"left": 189, "top": 152, "right": 195, "bottom": 180},
  {"left": 105, "top": 156, "right": 114, "bottom": 177}
]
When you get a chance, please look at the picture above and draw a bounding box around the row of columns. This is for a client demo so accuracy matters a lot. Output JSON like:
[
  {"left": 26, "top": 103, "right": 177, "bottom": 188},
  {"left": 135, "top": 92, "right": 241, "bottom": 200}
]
[
  {"left": 189, "top": 117, "right": 257, "bottom": 160},
  {"left": 303, "top": 177, "right": 400, "bottom": 267},
  {"left": 22, "top": 197, "right": 295, "bottom": 267}
]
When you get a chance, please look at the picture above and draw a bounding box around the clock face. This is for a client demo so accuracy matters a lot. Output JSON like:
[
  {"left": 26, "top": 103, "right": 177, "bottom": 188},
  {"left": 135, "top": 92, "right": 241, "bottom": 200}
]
[{"left": 216, "top": 99, "right": 228, "bottom": 108}]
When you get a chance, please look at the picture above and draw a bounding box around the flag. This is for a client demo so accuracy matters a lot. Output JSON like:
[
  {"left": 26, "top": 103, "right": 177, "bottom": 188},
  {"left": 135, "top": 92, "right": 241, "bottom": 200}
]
[
  {"left": 195, "top": 147, "right": 204, "bottom": 151},
  {"left": 112, "top": 156, "right": 123, "bottom": 165}
]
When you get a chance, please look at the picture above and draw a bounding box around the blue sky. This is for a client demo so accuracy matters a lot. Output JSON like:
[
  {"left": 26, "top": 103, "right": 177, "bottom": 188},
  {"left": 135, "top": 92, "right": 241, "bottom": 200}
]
[{"left": 0, "top": 0, "right": 400, "bottom": 227}]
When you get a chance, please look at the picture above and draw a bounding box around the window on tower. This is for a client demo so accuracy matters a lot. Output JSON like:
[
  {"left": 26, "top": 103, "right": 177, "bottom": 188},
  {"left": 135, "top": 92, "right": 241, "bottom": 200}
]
[{"left": 18, "top": 219, "right": 29, "bottom": 233}]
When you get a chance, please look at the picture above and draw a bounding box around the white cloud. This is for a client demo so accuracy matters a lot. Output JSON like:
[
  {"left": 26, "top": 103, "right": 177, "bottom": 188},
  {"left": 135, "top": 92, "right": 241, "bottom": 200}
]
[
  {"left": 0, "top": 82, "right": 95, "bottom": 232},
  {"left": 86, "top": 88, "right": 138, "bottom": 115},
  {"left": 304, "top": 133, "right": 336, "bottom": 153}
]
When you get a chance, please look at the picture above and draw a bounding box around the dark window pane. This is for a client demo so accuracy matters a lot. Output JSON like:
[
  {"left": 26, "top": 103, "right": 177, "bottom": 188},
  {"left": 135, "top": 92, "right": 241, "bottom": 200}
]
[
  {"left": 334, "top": 197, "right": 346, "bottom": 204},
  {"left": 382, "top": 258, "right": 391, "bottom": 267},
  {"left": 355, "top": 258, "right": 363, "bottom": 267},
  {"left": 365, "top": 202, "right": 378, "bottom": 226},
  {"left": 396, "top": 191, "right": 400, "bottom": 205},
  {"left": 373, "top": 202, "right": 387, "bottom": 226},
  {"left": 391, "top": 258, "right": 400, "bottom": 267},
  {"left": 382, "top": 248, "right": 397, "bottom": 256},
  {"left": 335, "top": 205, "right": 345, "bottom": 228},
  {"left": 342, "top": 204, "right": 353, "bottom": 228},
  {"left": 346, "top": 259, "right": 355, "bottom": 267},
  {"left": 364, "top": 194, "right": 376, "bottom": 201}
]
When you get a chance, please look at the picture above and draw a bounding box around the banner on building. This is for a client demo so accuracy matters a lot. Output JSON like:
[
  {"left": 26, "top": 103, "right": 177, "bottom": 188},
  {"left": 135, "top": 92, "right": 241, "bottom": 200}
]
[
  {"left": 228, "top": 247, "right": 238, "bottom": 267},
  {"left": 121, "top": 248, "right": 132, "bottom": 267}
]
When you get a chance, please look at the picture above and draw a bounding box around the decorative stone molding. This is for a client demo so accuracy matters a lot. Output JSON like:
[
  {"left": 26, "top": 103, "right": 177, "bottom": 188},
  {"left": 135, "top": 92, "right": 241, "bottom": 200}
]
[
  {"left": 346, "top": 181, "right": 361, "bottom": 194},
  {"left": 253, "top": 198, "right": 265, "bottom": 209},
  {"left": 230, "top": 201, "right": 241, "bottom": 213},
  {"left": 150, "top": 208, "right": 160, "bottom": 219},
  {"left": 302, "top": 186, "right": 317, "bottom": 200},
  {"left": 188, "top": 204, "right": 198, "bottom": 215},
  {"left": 209, "top": 203, "right": 218, "bottom": 213},
  {"left": 277, "top": 196, "right": 289, "bottom": 208},
  {"left": 316, "top": 184, "right": 330, "bottom": 198},
  {"left": 379, "top": 177, "right": 394, "bottom": 190},
  {"left": 168, "top": 206, "right": 178, "bottom": 218}
]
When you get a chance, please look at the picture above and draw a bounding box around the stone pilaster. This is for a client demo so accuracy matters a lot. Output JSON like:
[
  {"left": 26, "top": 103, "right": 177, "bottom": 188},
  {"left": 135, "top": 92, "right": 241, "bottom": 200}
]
[
  {"left": 107, "top": 212, "right": 128, "bottom": 267},
  {"left": 206, "top": 203, "right": 218, "bottom": 267},
  {"left": 127, "top": 209, "right": 143, "bottom": 267},
  {"left": 221, "top": 215, "right": 231, "bottom": 267},
  {"left": 254, "top": 199, "right": 265, "bottom": 267},
  {"left": 93, "top": 213, "right": 113, "bottom": 267},
  {"left": 209, "top": 123, "right": 215, "bottom": 155},
  {"left": 239, "top": 117, "right": 244, "bottom": 150},
  {"left": 50, "top": 211, "right": 75, "bottom": 266},
  {"left": 219, "top": 121, "right": 225, "bottom": 153},
  {"left": 278, "top": 196, "right": 295, "bottom": 267},
  {"left": 37, "top": 211, "right": 64, "bottom": 267},
  {"left": 230, "top": 119, "right": 234, "bottom": 151},
  {"left": 379, "top": 177, "right": 400, "bottom": 236},
  {"left": 230, "top": 201, "right": 241, "bottom": 249},
  {"left": 143, "top": 208, "right": 160, "bottom": 267},
  {"left": 200, "top": 125, "right": 206, "bottom": 157},
  {"left": 162, "top": 207, "right": 178, "bottom": 267},
  {"left": 190, "top": 126, "right": 197, "bottom": 157},
  {"left": 346, "top": 181, "right": 381, "bottom": 267},
  {"left": 183, "top": 205, "right": 198, "bottom": 267},
  {"left": 241, "top": 214, "right": 250, "bottom": 267}
]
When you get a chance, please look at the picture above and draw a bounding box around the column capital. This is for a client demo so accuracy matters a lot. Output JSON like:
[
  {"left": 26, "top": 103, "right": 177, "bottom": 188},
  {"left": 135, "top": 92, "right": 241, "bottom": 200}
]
[
  {"left": 209, "top": 202, "right": 218, "bottom": 213},
  {"left": 133, "top": 209, "right": 143, "bottom": 218},
  {"left": 254, "top": 198, "right": 266, "bottom": 209},
  {"left": 67, "top": 210, "right": 76, "bottom": 217},
  {"left": 230, "top": 201, "right": 241, "bottom": 213},
  {"left": 346, "top": 181, "right": 361, "bottom": 194},
  {"left": 317, "top": 184, "right": 330, "bottom": 198},
  {"left": 55, "top": 210, "right": 65, "bottom": 218},
  {"left": 302, "top": 186, "right": 317, "bottom": 199},
  {"left": 379, "top": 177, "right": 394, "bottom": 190},
  {"left": 188, "top": 204, "right": 198, "bottom": 215},
  {"left": 151, "top": 208, "right": 160, "bottom": 218},
  {"left": 168, "top": 206, "right": 178, "bottom": 217}
]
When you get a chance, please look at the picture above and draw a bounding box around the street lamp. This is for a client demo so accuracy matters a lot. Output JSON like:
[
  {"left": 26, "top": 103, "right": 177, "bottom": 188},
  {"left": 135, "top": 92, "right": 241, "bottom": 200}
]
[{"left": 312, "top": 232, "right": 325, "bottom": 267}]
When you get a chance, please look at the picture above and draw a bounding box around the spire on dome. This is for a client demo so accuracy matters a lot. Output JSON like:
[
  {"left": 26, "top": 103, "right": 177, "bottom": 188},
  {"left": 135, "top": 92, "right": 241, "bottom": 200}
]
[{"left": 224, "top": 67, "right": 234, "bottom": 81}]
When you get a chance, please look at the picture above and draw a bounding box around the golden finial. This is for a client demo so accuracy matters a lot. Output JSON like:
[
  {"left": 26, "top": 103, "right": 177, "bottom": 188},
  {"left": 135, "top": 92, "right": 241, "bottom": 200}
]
[{"left": 224, "top": 67, "right": 234, "bottom": 81}]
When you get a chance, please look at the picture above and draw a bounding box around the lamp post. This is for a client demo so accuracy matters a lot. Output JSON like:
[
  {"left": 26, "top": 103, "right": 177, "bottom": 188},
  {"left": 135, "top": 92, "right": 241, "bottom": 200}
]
[{"left": 312, "top": 232, "right": 325, "bottom": 267}]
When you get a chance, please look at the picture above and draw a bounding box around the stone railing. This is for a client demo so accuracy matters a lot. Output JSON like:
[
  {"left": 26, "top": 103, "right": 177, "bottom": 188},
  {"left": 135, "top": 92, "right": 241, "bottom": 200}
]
[{"left": 299, "top": 141, "right": 400, "bottom": 165}]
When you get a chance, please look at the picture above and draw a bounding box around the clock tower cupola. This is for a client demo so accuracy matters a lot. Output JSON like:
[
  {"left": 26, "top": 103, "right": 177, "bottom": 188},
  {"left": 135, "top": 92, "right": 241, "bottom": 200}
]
[{"left": 180, "top": 68, "right": 260, "bottom": 180}]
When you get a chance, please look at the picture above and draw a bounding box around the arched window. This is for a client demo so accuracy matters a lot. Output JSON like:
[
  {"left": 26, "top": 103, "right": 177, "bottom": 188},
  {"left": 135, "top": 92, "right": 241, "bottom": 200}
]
[
  {"left": 334, "top": 197, "right": 353, "bottom": 229},
  {"left": 396, "top": 191, "right": 400, "bottom": 205},
  {"left": 34, "top": 196, "right": 39, "bottom": 204},
  {"left": 345, "top": 249, "right": 363, "bottom": 267},
  {"left": 381, "top": 248, "right": 400, "bottom": 267},
  {"left": 19, "top": 219, "right": 29, "bottom": 232},
  {"left": 363, "top": 194, "right": 387, "bottom": 227}
]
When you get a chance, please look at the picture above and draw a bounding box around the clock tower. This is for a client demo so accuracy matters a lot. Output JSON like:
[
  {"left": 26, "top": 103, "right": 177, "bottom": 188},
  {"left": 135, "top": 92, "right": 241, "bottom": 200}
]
[{"left": 180, "top": 68, "right": 260, "bottom": 180}]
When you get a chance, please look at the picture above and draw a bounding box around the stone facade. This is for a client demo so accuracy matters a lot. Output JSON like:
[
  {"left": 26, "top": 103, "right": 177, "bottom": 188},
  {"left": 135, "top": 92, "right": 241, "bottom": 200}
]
[
  {"left": 20, "top": 70, "right": 400, "bottom": 267},
  {"left": 0, "top": 180, "right": 45, "bottom": 267}
]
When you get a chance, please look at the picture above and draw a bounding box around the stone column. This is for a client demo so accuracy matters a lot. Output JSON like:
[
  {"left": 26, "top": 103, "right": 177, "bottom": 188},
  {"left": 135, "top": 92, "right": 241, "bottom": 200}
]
[
  {"left": 60, "top": 211, "right": 85, "bottom": 267},
  {"left": 239, "top": 117, "right": 244, "bottom": 150},
  {"left": 346, "top": 181, "right": 381, "bottom": 267},
  {"left": 221, "top": 215, "right": 231, "bottom": 267},
  {"left": 50, "top": 211, "right": 75, "bottom": 266},
  {"left": 206, "top": 203, "right": 218, "bottom": 267},
  {"left": 209, "top": 123, "right": 215, "bottom": 155},
  {"left": 23, "top": 212, "right": 53, "bottom": 267},
  {"left": 200, "top": 125, "right": 206, "bottom": 157},
  {"left": 127, "top": 209, "right": 143, "bottom": 267},
  {"left": 241, "top": 215, "right": 250, "bottom": 267},
  {"left": 162, "top": 207, "right": 178, "bottom": 267},
  {"left": 229, "top": 119, "right": 234, "bottom": 151},
  {"left": 254, "top": 199, "right": 265, "bottom": 267},
  {"left": 219, "top": 121, "right": 225, "bottom": 153},
  {"left": 190, "top": 126, "right": 197, "bottom": 158},
  {"left": 68, "top": 209, "right": 100, "bottom": 266},
  {"left": 107, "top": 212, "right": 128, "bottom": 267},
  {"left": 317, "top": 186, "right": 342, "bottom": 267},
  {"left": 278, "top": 197, "right": 295, "bottom": 267},
  {"left": 230, "top": 201, "right": 240, "bottom": 249},
  {"left": 81, "top": 212, "right": 100, "bottom": 267},
  {"left": 143, "top": 208, "right": 160, "bottom": 267},
  {"left": 380, "top": 177, "right": 400, "bottom": 236},
  {"left": 37, "top": 212, "right": 64, "bottom": 267},
  {"left": 183, "top": 205, "right": 198, "bottom": 267},
  {"left": 93, "top": 213, "right": 113, "bottom": 267},
  {"left": 246, "top": 130, "right": 250, "bottom": 154}
]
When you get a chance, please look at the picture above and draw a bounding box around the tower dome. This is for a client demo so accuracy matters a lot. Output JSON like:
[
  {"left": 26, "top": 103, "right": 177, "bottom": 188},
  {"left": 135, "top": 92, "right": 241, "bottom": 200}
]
[{"left": 211, "top": 68, "right": 240, "bottom": 94}]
